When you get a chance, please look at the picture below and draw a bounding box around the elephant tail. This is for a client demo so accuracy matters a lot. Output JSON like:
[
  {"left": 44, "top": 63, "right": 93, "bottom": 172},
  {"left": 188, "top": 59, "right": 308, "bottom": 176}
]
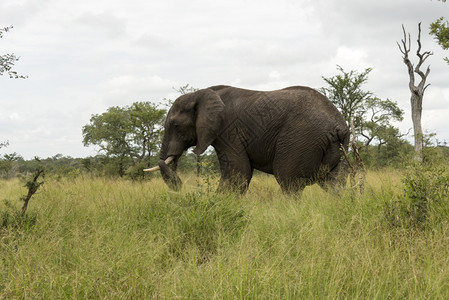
[
  {"left": 321, "top": 125, "right": 349, "bottom": 167},
  {"left": 318, "top": 125, "right": 350, "bottom": 188},
  {"left": 336, "top": 126, "right": 350, "bottom": 150}
]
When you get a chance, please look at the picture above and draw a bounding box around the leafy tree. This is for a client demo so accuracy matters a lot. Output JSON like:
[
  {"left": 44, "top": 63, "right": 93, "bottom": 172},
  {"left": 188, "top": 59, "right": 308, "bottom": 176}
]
[
  {"left": 321, "top": 66, "right": 404, "bottom": 154},
  {"left": 83, "top": 106, "right": 134, "bottom": 176},
  {"left": 0, "top": 152, "right": 23, "bottom": 178},
  {"left": 360, "top": 97, "right": 405, "bottom": 151},
  {"left": 129, "top": 102, "right": 166, "bottom": 162},
  {"left": 430, "top": 17, "right": 449, "bottom": 64},
  {"left": 0, "top": 26, "right": 26, "bottom": 79},
  {"left": 429, "top": 1, "right": 448, "bottom": 64},
  {"left": 82, "top": 102, "right": 166, "bottom": 176},
  {"left": 321, "top": 66, "right": 373, "bottom": 128}
]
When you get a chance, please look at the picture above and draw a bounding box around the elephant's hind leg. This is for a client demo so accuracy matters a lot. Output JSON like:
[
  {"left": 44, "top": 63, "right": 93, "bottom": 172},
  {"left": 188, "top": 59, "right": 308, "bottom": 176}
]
[
  {"left": 317, "top": 159, "right": 348, "bottom": 193},
  {"left": 272, "top": 147, "right": 320, "bottom": 194}
]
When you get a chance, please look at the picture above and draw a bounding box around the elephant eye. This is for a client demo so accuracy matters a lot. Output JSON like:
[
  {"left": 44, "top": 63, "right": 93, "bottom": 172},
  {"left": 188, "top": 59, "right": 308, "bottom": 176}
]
[{"left": 169, "top": 119, "right": 178, "bottom": 127}]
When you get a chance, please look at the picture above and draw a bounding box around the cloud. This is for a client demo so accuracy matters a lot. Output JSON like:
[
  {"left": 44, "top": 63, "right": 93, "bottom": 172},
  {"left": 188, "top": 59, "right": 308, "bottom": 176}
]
[
  {"left": 134, "top": 34, "right": 172, "bottom": 49},
  {"left": 1, "top": 0, "right": 449, "bottom": 159},
  {"left": 0, "top": 0, "right": 50, "bottom": 26},
  {"left": 99, "top": 74, "right": 178, "bottom": 105},
  {"left": 330, "top": 47, "right": 370, "bottom": 70},
  {"left": 75, "top": 11, "right": 127, "bottom": 39}
]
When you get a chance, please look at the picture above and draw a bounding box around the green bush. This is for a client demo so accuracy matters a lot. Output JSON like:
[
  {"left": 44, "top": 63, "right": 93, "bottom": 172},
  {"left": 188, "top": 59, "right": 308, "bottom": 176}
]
[
  {"left": 385, "top": 164, "right": 449, "bottom": 229},
  {"left": 125, "top": 160, "right": 151, "bottom": 181},
  {"left": 0, "top": 200, "right": 36, "bottom": 231}
]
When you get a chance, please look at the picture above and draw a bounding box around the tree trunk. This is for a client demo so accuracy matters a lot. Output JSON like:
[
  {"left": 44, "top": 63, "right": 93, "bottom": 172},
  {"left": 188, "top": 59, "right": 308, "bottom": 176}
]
[
  {"left": 158, "top": 135, "right": 182, "bottom": 190},
  {"left": 411, "top": 94, "right": 424, "bottom": 162}
]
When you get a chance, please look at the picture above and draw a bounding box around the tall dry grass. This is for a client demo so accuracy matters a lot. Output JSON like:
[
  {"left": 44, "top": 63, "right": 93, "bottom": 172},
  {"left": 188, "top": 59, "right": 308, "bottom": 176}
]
[{"left": 1, "top": 169, "right": 449, "bottom": 298}]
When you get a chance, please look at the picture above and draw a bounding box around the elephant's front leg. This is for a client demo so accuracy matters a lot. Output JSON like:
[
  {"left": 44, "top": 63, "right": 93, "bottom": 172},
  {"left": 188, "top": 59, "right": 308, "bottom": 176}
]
[
  {"left": 215, "top": 149, "right": 253, "bottom": 194},
  {"left": 217, "top": 172, "right": 252, "bottom": 194}
]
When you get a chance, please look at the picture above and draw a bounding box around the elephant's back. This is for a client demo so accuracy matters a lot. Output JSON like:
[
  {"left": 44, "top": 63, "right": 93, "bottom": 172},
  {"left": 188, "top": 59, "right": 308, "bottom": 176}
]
[
  {"left": 265, "top": 87, "right": 344, "bottom": 122},
  {"left": 268, "top": 87, "right": 349, "bottom": 146},
  {"left": 211, "top": 85, "right": 346, "bottom": 130}
]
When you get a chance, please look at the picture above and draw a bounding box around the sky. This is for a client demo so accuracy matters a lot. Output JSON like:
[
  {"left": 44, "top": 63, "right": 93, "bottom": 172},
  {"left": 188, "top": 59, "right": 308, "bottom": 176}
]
[{"left": 1, "top": 0, "right": 449, "bottom": 159}]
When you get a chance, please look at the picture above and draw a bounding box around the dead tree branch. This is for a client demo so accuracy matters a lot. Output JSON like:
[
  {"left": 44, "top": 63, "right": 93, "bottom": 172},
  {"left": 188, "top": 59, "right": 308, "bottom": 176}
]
[{"left": 340, "top": 117, "right": 366, "bottom": 194}]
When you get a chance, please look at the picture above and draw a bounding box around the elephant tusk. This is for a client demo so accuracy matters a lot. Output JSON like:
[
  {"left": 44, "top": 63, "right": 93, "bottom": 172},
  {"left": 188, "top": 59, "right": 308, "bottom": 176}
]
[
  {"left": 143, "top": 166, "right": 160, "bottom": 172},
  {"left": 143, "top": 156, "right": 175, "bottom": 172}
]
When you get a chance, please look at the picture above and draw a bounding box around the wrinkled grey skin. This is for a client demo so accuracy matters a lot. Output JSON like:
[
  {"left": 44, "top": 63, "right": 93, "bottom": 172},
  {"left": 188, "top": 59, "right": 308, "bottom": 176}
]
[{"left": 158, "top": 85, "right": 349, "bottom": 193}]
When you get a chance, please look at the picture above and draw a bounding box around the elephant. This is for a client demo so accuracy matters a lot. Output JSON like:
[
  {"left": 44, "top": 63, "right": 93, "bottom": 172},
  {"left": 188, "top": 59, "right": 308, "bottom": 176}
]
[{"left": 145, "top": 85, "right": 350, "bottom": 194}]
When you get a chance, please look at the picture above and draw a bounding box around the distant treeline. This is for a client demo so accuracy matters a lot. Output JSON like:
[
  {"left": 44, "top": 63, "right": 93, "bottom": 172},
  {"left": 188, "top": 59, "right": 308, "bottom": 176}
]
[
  {"left": 1, "top": 144, "right": 449, "bottom": 180},
  {"left": 0, "top": 151, "right": 220, "bottom": 180}
]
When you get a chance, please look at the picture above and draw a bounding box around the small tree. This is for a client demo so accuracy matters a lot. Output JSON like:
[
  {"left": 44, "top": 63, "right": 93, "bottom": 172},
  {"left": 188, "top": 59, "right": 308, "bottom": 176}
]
[
  {"left": 21, "top": 168, "right": 45, "bottom": 216},
  {"left": 0, "top": 152, "right": 23, "bottom": 179},
  {"left": 82, "top": 102, "right": 166, "bottom": 176},
  {"left": 397, "top": 23, "right": 433, "bottom": 162}
]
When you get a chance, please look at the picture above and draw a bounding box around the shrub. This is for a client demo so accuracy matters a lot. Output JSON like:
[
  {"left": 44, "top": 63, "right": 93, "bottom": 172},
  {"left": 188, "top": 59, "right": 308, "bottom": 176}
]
[
  {"left": 385, "top": 164, "right": 449, "bottom": 229},
  {"left": 0, "top": 200, "right": 36, "bottom": 231}
]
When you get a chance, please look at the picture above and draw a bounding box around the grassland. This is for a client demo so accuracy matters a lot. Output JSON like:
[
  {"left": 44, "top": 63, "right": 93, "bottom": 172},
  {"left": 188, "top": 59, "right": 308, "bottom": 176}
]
[{"left": 1, "top": 169, "right": 449, "bottom": 299}]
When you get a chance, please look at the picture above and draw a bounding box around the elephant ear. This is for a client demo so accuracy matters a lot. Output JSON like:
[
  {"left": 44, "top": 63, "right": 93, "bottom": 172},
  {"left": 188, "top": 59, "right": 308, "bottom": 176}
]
[{"left": 193, "top": 89, "right": 225, "bottom": 155}]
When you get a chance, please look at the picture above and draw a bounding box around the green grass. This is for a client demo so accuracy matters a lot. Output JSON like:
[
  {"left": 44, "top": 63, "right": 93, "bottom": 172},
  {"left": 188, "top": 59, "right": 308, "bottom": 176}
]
[{"left": 1, "top": 170, "right": 449, "bottom": 299}]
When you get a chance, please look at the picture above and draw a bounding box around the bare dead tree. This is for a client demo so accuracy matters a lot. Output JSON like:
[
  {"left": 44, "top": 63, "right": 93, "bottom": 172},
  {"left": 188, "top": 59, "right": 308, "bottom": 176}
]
[{"left": 397, "top": 23, "right": 433, "bottom": 162}]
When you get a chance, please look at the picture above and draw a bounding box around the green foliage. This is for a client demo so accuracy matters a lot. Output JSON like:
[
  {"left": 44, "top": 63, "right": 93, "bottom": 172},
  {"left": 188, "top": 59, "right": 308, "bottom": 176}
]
[
  {"left": 321, "top": 66, "right": 373, "bottom": 126},
  {"left": 430, "top": 17, "right": 449, "bottom": 64},
  {"left": 0, "top": 152, "right": 23, "bottom": 179},
  {"left": 0, "top": 25, "right": 27, "bottom": 79},
  {"left": 83, "top": 106, "right": 134, "bottom": 157},
  {"left": 82, "top": 102, "right": 166, "bottom": 176},
  {"left": 0, "top": 200, "right": 36, "bottom": 230},
  {"left": 321, "top": 66, "right": 405, "bottom": 153},
  {"left": 129, "top": 101, "right": 166, "bottom": 160},
  {"left": 125, "top": 159, "right": 157, "bottom": 181},
  {"left": 362, "top": 139, "right": 414, "bottom": 168},
  {"left": 360, "top": 97, "right": 404, "bottom": 148},
  {"left": 0, "top": 140, "right": 9, "bottom": 149},
  {"left": 385, "top": 164, "right": 449, "bottom": 230}
]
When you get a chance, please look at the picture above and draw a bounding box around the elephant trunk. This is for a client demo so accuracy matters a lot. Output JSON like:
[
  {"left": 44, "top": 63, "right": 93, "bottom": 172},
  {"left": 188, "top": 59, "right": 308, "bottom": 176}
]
[
  {"left": 158, "top": 157, "right": 182, "bottom": 191},
  {"left": 143, "top": 137, "right": 182, "bottom": 191}
]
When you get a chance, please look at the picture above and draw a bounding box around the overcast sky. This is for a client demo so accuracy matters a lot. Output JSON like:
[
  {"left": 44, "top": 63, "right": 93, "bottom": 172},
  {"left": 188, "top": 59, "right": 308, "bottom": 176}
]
[{"left": 1, "top": 0, "right": 448, "bottom": 159}]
